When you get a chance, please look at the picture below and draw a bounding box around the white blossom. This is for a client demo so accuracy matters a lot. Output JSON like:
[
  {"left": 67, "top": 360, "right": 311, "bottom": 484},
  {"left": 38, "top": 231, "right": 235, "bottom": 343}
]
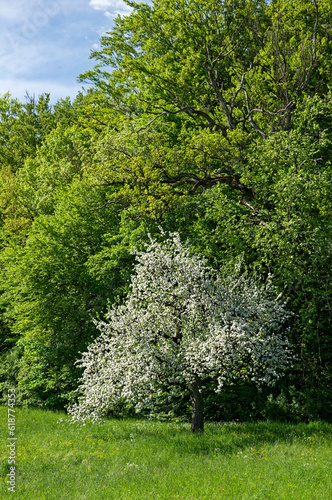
[{"left": 67, "top": 232, "right": 292, "bottom": 423}]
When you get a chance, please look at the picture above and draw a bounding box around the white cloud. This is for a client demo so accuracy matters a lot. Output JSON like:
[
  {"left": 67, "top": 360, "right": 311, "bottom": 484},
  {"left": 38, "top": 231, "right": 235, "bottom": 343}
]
[
  {"left": 0, "top": 0, "right": 134, "bottom": 102},
  {"left": 88, "top": 0, "right": 132, "bottom": 16},
  {"left": 0, "top": 3, "right": 27, "bottom": 23},
  {"left": 0, "top": 0, "right": 67, "bottom": 26},
  {"left": 89, "top": 0, "right": 113, "bottom": 9},
  {"left": 0, "top": 18, "right": 93, "bottom": 103}
]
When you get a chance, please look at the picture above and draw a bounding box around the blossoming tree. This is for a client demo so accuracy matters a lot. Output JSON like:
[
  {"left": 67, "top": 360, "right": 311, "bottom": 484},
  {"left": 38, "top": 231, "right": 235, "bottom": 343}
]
[{"left": 68, "top": 233, "right": 292, "bottom": 431}]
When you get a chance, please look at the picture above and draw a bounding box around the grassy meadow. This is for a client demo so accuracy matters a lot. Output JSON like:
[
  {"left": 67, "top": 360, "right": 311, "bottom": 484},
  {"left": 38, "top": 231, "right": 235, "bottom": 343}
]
[{"left": 0, "top": 406, "right": 331, "bottom": 499}]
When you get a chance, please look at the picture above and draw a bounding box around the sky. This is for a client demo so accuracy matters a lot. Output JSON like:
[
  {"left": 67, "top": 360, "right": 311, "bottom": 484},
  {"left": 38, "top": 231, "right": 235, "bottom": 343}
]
[{"left": 0, "top": 0, "right": 138, "bottom": 103}]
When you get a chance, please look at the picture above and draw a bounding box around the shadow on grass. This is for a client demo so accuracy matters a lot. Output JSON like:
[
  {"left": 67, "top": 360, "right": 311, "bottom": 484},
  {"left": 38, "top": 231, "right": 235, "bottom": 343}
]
[
  {"left": 86, "top": 418, "right": 332, "bottom": 458},
  {"left": 2, "top": 406, "right": 330, "bottom": 461}
]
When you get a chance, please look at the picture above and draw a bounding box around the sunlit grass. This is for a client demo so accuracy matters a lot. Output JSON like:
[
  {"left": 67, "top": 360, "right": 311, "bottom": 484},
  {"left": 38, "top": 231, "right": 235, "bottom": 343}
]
[{"left": 0, "top": 406, "right": 331, "bottom": 499}]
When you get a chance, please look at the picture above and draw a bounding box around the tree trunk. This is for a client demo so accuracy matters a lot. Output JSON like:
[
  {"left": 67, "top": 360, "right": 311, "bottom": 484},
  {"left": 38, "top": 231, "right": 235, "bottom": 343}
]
[{"left": 191, "top": 376, "right": 204, "bottom": 432}]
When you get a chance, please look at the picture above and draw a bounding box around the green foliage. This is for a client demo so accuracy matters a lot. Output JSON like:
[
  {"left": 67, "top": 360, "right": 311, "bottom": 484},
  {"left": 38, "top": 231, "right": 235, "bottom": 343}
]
[
  {"left": 0, "top": 93, "right": 52, "bottom": 172},
  {"left": 0, "top": 93, "right": 86, "bottom": 237},
  {"left": 0, "top": 180, "right": 134, "bottom": 406},
  {"left": 81, "top": 0, "right": 332, "bottom": 134},
  {"left": 15, "top": 125, "right": 87, "bottom": 217},
  {"left": 0, "top": 347, "right": 21, "bottom": 404},
  {"left": 0, "top": 0, "right": 331, "bottom": 420}
]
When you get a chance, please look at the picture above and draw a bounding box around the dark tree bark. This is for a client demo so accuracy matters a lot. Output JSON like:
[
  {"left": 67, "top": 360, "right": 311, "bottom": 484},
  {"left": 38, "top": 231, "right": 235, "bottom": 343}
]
[{"left": 191, "top": 376, "right": 204, "bottom": 432}]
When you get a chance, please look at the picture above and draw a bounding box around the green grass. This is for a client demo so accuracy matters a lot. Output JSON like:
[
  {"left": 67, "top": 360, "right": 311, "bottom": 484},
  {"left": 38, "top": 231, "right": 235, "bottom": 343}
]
[{"left": 0, "top": 407, "right": 331, "bottom": 499}]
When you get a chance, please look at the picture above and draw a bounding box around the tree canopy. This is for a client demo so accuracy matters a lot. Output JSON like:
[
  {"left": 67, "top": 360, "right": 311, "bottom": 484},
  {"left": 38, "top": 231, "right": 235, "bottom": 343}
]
[
  {"left": 0, "top": 0, "right": 331, "bottom": 422},
  {"left": 68, "top": 233, "right": 291, "bottom": 431}
]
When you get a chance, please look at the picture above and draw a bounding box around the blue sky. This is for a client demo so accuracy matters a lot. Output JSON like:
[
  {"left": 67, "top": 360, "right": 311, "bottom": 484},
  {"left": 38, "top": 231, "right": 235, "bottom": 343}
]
[{"left": 0, "top": 0, "right": 140, "bottom": 103}]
